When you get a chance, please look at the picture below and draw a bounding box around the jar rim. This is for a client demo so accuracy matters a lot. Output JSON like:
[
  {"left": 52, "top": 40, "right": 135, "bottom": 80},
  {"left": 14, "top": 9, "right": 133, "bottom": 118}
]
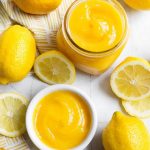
[{"left": 62, "top": 0, "right": 129, "bottom": 57}]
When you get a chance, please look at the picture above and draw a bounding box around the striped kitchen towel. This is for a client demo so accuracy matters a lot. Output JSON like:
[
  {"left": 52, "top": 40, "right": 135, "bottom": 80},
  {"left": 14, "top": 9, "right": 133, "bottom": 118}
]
[
  {"left": 0, "top": 0, "right": 74, "bottom": 149},
  {"left": 0, "top": 1, "right": 12, "bottom": 33},
  {"left": 0, "top": 134, "right": 30, "bottom": 150}
]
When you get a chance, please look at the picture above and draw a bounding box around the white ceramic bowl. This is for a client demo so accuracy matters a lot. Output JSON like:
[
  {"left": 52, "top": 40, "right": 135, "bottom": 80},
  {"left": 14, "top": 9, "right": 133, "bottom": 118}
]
[{"left": 26, "top": 84, "right": 97, "bottom": 150}]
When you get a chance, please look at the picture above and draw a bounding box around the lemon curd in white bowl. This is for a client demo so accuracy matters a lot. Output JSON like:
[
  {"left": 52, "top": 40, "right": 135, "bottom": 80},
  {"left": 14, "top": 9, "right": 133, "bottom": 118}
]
[{"left": 26, "top": 85, "right": 97, "bottom": 150}]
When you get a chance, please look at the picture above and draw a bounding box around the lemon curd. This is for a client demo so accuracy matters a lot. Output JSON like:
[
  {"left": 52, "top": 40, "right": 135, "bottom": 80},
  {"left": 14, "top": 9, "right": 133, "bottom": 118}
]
[
  {"left": 33, "top": 90, "right": 91, "bottom": 149},
  {"left": 69, "top": 0, "right": 124, "bottom": 52},
  {"left": 57, "top": 0, "right": 128, "bottom": 75}
]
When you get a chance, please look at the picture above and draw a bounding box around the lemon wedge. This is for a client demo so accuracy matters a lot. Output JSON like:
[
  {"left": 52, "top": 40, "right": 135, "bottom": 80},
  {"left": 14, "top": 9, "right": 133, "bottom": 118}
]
[
  {"left": 110, "top": 57, "right": 150, "bottom": 101},
  {"left": 122, "top": 97, "right": 150, "bottom": 118},
  {"left": 0, "top": 93, "right": 28, "bottom": 137},
  {"left": 34, "top": 50, "right": 76, "bottom": 84}
]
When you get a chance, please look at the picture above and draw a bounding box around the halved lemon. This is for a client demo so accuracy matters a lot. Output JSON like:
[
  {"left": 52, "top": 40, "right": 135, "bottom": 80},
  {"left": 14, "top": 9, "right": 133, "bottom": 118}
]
[
  {"left": 122, "top": 97, "right": 150, "bottom": 118},
  {"left": 0, "top": 93, "right": 28, "bottom": 137},
  {"left": 111, "top": 57, "right": 150, "bottom": 101},
  {"left": 34, "top": 50, "right": 76, "bottom": 84}
]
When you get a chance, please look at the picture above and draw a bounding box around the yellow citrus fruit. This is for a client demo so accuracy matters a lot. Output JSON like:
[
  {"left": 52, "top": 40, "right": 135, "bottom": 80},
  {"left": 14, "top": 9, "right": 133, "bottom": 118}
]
[
  {"left": 34, "top": 50, "right": 76, "bottom": 84},
  {"left": 122, "top": 97, "right": 150, "bottom": 118},
  {"left": 110, "top": 57, "right": 150, "bottom": 101},
  {"left": 13, "top": 0, "right": 62, "bottom": 14},
  {"left": 0, "top": 25, "right": 36, "bottom": 84},
  {"left": 102, "top": 112, "right": 150, "bottom": 150},
  {"left": 124, "top": 0, "right": 150, "bottom": 10},
  {"left": 0, "top": 93, "right": 28, "bottom": 137}
]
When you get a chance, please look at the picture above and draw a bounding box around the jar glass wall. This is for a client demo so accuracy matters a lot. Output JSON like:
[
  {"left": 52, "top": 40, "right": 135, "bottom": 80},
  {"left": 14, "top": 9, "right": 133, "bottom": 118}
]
[{"left": 57, "top": 0, "right": 129, "bottom": 75}]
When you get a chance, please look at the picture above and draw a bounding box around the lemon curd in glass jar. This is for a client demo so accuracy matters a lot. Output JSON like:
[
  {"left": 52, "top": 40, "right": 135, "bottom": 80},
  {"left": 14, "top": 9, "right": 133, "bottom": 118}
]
[{"left": 57, "top": 0, "right": 128, "bottom": 75}]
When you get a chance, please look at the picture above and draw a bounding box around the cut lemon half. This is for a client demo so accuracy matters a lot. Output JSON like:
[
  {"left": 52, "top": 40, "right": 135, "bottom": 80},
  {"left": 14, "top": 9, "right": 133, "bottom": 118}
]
[
  {"left": 34, "top": 50, "right": 76, "bottom": 84},
  {"left": 122, "top": 97, "right": 150, "bottom": 118},
  {"left": 0, "top": 93, "right": 28, "bottom": 137},
  {"left": 111, "top": 57, "right": 150, "bottom": 101}
]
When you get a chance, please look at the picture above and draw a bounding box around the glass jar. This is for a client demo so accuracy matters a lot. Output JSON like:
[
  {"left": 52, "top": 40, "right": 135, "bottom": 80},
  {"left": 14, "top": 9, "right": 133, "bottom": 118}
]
[{"left": 57, "top": 0, "right": 129, "bottom": 75}]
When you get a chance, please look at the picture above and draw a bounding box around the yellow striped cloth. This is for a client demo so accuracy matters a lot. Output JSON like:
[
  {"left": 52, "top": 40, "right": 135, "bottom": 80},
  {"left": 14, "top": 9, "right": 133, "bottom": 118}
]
[
  {"left": 0, "top": 134, "right": 30, "bottom": 150},
  {"left": 0, "top": 1, "right": 11, "bottom": 33},
  {"left": 0, "top": 0, "right": 74, "bottom": 149}
]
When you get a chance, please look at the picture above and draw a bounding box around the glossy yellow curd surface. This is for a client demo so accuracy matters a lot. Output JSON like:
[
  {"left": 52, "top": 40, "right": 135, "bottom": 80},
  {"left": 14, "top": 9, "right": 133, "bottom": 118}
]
[
  {"left": 33, "top": 90, "right": 91, "bottom": 149},
  {"left": 68, "top": 0, "right": 124, "bottom": 52},
  {"left": 57, "top": 0, "right": 128, "bottom": 75}
]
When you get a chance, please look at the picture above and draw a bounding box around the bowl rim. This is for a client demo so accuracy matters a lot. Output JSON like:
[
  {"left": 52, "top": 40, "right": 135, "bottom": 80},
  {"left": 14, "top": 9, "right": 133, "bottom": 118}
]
[{"left": 26, "top": 84, "right": 97, "bottom": 150}]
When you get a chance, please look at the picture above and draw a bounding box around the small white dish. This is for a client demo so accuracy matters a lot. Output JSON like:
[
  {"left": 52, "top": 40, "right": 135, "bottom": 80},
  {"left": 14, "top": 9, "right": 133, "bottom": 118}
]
[{"left": 26, "top": 84, "right": 97, "bottom": 150}]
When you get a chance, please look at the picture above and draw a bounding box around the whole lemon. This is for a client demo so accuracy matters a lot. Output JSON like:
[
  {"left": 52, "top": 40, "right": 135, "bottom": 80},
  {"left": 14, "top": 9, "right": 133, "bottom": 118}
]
[
  {"left": 124, "top": 0, "right": 150, "bottom": 10},
  {"left": 102, "top": 112, "right": 150, "bottom": 150},
  {"left": 0, "top": 25, "right": 36, "bottom": 84},
  {"left": 13, "top": 0, "right": 62, "bottom": 14}
]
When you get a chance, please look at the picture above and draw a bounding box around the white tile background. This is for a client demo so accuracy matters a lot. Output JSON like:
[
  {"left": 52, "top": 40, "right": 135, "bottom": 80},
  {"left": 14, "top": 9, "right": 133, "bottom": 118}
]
[{"left": 1, "top": 0, "right": 150, "bottom": 149}]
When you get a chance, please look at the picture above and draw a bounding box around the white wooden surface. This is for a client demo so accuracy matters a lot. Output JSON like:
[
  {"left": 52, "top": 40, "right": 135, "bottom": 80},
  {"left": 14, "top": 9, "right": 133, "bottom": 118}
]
[{"left": 1, "top": 1, "right": 150, "bottom": 149}]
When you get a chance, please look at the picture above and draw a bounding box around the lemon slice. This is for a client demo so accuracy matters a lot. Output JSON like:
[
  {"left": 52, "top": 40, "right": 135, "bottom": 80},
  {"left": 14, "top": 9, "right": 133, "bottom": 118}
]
[
  {"left": 34, "top": 50, "right": 76, "bottom": 84},
  {"left": 0, "top": 93, "right": 28, "bottom": 137},
  {"left": 110, "top": 57, "right": 150, "bottom": 101},
  {"left": 122, "top": 97, "right": 150, "bottom": 118}
]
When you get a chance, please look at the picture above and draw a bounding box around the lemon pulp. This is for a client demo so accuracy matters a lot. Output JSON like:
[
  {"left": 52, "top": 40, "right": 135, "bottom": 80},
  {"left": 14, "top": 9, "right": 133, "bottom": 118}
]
[
  {"left": 122, "top": 97, "right": 150, "bottom": 118},
  {"left": 0, "top": 93, "right": 28, "bottom": 137},
  {"left": 111, "top": 57, "right": 150, "bottom": 101},
  {"left": 34, "top": 50, "right": 76, "bottom": 84}
]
